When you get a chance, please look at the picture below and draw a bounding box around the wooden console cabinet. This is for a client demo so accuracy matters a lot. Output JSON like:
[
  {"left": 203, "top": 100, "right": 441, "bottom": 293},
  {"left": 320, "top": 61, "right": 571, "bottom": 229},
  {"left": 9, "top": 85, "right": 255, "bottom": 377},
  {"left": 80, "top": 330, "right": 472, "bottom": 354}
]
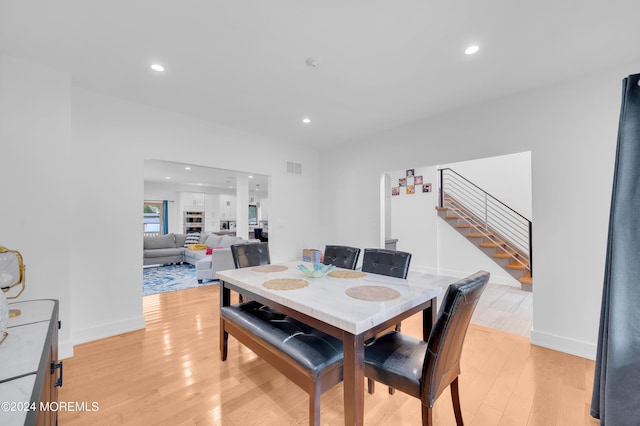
[{"left": 0, "top": 300, "right": 61, "bottom": 425}]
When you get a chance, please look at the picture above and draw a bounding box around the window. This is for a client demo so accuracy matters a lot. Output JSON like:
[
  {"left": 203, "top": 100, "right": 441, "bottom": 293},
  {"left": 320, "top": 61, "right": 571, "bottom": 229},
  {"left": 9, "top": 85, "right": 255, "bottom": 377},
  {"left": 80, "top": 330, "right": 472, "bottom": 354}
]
[
  {"left": 249, "top": 204, "right": 258, "bottom": 225},
  {"left": 144, "top": 202, "right": 163, "bottom": 236}
]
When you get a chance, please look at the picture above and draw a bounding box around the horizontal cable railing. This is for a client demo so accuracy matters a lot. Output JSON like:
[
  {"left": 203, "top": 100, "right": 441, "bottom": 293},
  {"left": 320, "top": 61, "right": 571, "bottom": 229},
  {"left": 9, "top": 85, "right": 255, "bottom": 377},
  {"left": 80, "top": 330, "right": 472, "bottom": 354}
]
[{"left": 438, "top": 168, "right": 533, "bottom": 275}]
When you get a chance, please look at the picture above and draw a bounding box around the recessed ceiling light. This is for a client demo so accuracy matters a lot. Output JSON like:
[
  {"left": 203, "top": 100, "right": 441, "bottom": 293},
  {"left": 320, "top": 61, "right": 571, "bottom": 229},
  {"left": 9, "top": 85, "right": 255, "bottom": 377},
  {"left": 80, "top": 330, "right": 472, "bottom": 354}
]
[
  {"left": 302, "top": 117, "right": 311, "bottom": 124},
  {"left": 465, "top": 45, "right": 479, "bottom": 55},
  {"left": 151, "top": 64, "right": 165, "bottom": 72},
  {"left": 248, "top": 175, "right": 254, "bottom": 179},
  {"left": 185, "top": 166, "right": 191, "bottom": 170},
  {"left": 165, "top": 176, "right": 171, "bottom": 180}
]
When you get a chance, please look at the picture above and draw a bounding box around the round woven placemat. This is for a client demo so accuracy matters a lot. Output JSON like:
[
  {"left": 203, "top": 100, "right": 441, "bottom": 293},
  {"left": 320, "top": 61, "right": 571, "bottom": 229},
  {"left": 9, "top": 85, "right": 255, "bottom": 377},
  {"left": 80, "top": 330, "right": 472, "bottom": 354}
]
[
  {"left": 345, "top": 286, "right": 400, "bottom": 301},
  {"left": 252, "top": 265, "right": 288, "bottom": 273},
  {"left": 263, "top": 278, "right": 309, "bottom": 290},
  {"left": 328, "top": 270, "right": 367, "bottom": 279}
]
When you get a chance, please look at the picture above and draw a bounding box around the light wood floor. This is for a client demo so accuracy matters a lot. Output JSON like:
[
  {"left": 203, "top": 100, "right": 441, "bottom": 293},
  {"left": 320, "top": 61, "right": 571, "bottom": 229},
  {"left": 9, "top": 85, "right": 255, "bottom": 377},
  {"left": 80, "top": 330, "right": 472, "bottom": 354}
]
[
  {"left": 471, "top": 282, "right": 533, "bottom": 337},
  {"left": 59, "top": 284, "right": 598, "bottom": 425}
]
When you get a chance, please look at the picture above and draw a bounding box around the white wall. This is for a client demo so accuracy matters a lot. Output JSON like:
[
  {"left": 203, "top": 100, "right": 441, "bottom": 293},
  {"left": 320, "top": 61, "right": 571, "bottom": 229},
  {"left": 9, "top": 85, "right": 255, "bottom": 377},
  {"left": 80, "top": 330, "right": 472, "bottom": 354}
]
[
  {"left": 437, "top": 152, "right": 532, "bottom": 285},
  {"left": 1, "top": 55, "right": 322, "bottom": 356},
  {"left": 69, "top": 87, "right": 321, "bottom": 348},
  {"left": 387, "top": 165, "right": 440, "bottom": 271},
  {"left": 320, "top": 62, "right": 640, "bottom": 359},
  {"left": 441, "top": 151, "right": 532, "bottom": 218},
  {"left": 0, "top": 55, "right": 73, "bottom": 356},
  {"left": 386, "top": 154, "right": 528, "bottom": 286}
]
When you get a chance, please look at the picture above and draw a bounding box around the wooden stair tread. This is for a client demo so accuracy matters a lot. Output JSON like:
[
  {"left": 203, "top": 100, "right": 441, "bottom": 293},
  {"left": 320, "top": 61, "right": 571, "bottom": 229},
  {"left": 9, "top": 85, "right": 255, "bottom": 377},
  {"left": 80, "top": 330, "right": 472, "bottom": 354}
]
[
  {"left": 445, "top": 215, "right": 471, "bottom": 220},
  {"left": 519, "top": 276, "right": 533, "bottom": 284},
  {"left": 507, "top": 262, "right": 529, "bottom": 270},
  {"left": 493, "top": 251, "right": 517, "bottom": 259},
  {"left": 456, "top": 223, "right": 473, "bottom": 228},
  {"left": 435, "top": 207, "right": 449, "bottom": 211},
  {"left": 479, "top": 241, "right": 504, "bottom": 248},
  {"left": 467, "top": 232, "right": 492, "bottom": 238}
]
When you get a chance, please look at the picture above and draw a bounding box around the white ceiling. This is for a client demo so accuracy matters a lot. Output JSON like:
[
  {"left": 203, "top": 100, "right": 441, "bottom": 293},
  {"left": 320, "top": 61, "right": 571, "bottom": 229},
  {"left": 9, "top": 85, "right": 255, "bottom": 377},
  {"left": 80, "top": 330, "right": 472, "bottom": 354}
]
[{"left": 2, "top": 1, "right": 640, "bottom": 147}]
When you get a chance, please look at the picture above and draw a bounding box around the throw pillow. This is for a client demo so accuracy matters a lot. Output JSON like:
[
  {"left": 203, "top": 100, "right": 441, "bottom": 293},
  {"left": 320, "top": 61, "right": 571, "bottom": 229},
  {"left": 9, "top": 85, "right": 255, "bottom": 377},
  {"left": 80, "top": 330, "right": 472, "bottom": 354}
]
[
  {"left": 205, "top": 234, "right": 223, "bottom": 248},
  {"left": 220, "top": 235, "right": 243, "bottom": 248},
  {"left": 184, "top": 233, "right": 201, "bottom": 247}
]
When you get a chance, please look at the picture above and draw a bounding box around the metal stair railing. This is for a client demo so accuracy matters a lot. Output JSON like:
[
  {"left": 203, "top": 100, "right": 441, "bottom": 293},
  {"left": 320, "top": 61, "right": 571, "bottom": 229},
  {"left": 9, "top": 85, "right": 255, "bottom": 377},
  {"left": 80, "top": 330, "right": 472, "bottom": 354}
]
[{"left": 438, "top": 168, "right": 533, "bottom": 276}]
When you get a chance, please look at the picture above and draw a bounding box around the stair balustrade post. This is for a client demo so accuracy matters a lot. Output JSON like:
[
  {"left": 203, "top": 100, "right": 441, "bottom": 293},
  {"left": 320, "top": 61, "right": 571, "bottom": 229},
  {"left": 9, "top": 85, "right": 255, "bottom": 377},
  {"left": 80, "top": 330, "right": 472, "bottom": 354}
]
[
  {"left": 528, "top": 221, "right": 533, "bottom": 277},
  {"left": 439, "top": 169, "right": 444, "bottom": 207}
]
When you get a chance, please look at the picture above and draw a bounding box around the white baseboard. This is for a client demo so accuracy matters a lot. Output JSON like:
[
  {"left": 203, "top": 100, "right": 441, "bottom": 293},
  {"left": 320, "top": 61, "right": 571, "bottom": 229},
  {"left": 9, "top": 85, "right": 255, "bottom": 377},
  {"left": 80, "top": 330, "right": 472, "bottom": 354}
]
[
  {"left": 59, "top": 340, "right": 74, "bottom": 359},
  {"left": 71, "top": 315, "right": 146, "bottom": 348},
  {"left": 530, "top": 328, "right": 597, "bottom": 360}
]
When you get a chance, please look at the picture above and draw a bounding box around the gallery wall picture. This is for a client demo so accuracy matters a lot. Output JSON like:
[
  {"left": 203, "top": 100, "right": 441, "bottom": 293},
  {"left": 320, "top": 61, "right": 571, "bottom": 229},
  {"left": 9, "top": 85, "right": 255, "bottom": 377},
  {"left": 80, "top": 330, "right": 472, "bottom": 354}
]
[{"left": 392, "top": 168, "right": 432, "bottom": 196}]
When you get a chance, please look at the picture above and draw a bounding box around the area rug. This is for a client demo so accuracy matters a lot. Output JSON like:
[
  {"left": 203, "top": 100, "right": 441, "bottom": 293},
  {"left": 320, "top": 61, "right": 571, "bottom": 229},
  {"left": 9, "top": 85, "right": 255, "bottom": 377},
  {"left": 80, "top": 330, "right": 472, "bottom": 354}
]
[{"left": 143, "top": 264, "right": 216, "bottom": 296}]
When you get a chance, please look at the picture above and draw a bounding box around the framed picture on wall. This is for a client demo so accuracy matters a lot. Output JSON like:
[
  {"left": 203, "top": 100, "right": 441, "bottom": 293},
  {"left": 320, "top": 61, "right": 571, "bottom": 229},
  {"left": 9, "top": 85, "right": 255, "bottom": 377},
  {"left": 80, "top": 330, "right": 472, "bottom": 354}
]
[
  {"left": 399, "top": 178, "right": 407, "bottom": 187},
  {"left": 414, "top": 175, "right": 423, "bottom": 185},
  {"left": 392, "top": 187, "right": 400, "bottom": 196},
  {"left": 406, "top": 185, "right": 415, "bottom": 194},
  {"left": 406, "top": 169, "right": 415, "bottom": 177},
  {"left": 422, "top": 183, "right": 432, "bottom": 193}
]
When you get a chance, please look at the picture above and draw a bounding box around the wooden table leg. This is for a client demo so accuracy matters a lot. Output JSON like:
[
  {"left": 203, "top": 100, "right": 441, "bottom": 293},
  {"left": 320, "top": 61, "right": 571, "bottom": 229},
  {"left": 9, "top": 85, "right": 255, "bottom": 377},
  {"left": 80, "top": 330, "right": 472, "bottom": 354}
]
[
  {"left": 422, "top": 298, "right": 437, "bottom": 341},
  {"left": 343, "top": 332, "right": 365, "bottom": 426},
  {"left": 220, "top": 281, "right": 231, "bottom": 307},
  {"left": 220, "top": 282, "right": 231, "bottom": 360}
]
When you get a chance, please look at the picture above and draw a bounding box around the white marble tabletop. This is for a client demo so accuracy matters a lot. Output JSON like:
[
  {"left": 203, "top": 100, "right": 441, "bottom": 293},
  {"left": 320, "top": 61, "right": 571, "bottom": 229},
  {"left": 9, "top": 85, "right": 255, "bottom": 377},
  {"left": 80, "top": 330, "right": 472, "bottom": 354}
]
[{"left": 217, "top": 262, "right": 456, "bottom": 334}]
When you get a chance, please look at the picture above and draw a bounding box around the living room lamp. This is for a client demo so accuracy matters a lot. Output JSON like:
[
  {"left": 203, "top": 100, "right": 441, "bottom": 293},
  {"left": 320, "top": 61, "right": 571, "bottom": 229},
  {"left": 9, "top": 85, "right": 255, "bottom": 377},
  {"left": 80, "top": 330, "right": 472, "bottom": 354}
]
[{"left": 0, "top": 246, "right": 26, "bottom": 318}]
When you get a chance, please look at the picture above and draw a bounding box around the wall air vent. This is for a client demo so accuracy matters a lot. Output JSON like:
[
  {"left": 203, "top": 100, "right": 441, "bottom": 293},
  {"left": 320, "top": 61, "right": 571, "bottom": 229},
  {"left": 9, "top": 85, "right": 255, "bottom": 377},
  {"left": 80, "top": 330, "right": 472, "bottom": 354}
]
[{"left": 286, "top": 161, "right": 302, "bottom": 174}]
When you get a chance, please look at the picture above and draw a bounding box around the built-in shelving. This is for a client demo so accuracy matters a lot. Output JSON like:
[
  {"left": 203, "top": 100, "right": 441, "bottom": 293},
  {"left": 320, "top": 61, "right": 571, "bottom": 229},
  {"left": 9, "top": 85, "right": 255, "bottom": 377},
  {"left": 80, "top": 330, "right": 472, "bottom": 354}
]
[{"left": 184, "top": 211, "right": 205, "bottom": 234}]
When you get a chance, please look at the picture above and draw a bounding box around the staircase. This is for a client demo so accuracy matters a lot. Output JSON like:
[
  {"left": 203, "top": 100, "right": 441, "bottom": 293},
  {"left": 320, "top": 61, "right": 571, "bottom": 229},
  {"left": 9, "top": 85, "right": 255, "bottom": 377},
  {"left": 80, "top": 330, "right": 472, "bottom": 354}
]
[{"left": 437, "top": 168, "right": 533, "bottom": 292}]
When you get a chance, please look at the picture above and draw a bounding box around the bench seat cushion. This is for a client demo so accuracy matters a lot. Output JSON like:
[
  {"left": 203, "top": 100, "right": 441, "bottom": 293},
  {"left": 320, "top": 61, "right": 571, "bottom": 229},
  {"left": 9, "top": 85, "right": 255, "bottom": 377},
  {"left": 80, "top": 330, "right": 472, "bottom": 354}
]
[{"left": 221, "top": 301, "right": 343, "bottom": 379}]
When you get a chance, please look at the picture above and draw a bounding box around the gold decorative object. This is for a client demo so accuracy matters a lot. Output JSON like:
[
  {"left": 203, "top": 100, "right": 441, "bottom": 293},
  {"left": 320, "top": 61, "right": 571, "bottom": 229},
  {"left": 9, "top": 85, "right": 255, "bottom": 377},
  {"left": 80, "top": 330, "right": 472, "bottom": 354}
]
[{"left": 0, "top": 246, "right": 26, "bottom": 318}]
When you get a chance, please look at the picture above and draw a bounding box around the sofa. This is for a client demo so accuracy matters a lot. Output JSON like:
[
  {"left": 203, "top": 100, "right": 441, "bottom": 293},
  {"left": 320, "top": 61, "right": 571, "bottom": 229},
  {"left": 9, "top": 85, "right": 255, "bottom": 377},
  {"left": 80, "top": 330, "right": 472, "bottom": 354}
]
[{"left": 143, "top": 232, "right": 256, "bottom": 282}]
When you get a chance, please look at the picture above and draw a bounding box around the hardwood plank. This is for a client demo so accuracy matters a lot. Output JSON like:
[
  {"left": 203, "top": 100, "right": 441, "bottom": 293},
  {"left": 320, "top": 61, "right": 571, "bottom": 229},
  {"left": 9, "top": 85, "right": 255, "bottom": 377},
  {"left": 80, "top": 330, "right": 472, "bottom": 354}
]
[{"left": 58, "top": 284, "right": 596, "bottom": 426}]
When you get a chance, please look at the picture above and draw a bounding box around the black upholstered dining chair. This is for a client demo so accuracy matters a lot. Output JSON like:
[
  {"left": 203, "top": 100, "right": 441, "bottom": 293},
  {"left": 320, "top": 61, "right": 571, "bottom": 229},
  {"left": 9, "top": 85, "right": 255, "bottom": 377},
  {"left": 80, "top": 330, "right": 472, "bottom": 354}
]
[
  {"left": 362, "top": 248, "right": 412, "bottom": 335},
  {"left": 361, "top": 248, "right": 412, "bottom": 279},
  {"left": 323, "top": 245, "right": 361, "bottom": 270},
  {"left": 364, "top": 271, "right": 490, "bottom": 426},
  {"left": 230, "top": 242, "right": 270, "bottom": 268},
  {"left": 230, "top": 242, "right": 270, "bottom": 302}
]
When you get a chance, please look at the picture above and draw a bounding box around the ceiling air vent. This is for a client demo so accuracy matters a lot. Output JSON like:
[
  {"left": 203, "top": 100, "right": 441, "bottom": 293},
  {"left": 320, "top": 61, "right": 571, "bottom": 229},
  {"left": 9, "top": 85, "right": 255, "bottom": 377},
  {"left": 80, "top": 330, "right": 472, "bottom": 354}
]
[{"left": 286, "top": 161, "right": 302, "bottom": 174}]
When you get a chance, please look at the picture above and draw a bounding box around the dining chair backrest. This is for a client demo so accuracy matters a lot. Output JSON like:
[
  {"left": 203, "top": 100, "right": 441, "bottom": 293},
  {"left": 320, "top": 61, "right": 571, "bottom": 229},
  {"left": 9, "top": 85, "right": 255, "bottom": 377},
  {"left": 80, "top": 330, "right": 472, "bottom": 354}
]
[
  {"left": 422, "top": 270, "right": 489, "bottom": 407},
  {"left": 361, "top": 248, "right": 412, "bottom": 279},
  {"left": 230, "top": 242, "right": 270, "bottom": 268},
  {"left": 323, "top": 245, "right": 361, "bottom": 270}
]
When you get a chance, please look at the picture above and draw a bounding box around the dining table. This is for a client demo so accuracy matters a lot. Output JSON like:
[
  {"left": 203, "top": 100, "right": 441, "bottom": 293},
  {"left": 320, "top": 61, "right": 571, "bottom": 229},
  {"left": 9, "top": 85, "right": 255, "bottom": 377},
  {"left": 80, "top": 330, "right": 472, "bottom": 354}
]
[{"left": 217, "top": 261, "right": 457, "bottom": 425}]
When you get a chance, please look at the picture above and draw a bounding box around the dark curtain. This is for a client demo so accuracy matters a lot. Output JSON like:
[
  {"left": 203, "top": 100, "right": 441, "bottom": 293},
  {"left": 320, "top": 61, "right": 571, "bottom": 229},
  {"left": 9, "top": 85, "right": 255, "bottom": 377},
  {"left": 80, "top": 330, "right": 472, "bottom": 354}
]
[
  {"left": 591, "top": 73, "right": 640, "bottom": 424},
  {"left": 162, "top": 200, "right": 169, "bottom": 235}
]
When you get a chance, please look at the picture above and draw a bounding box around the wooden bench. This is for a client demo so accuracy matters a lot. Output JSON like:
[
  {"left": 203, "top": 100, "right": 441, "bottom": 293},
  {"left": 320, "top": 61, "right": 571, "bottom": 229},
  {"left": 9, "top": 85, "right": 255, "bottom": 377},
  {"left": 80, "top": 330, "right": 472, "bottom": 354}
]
[{"left": 220, "top": 301, "right": 344, "bottom": 426}]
